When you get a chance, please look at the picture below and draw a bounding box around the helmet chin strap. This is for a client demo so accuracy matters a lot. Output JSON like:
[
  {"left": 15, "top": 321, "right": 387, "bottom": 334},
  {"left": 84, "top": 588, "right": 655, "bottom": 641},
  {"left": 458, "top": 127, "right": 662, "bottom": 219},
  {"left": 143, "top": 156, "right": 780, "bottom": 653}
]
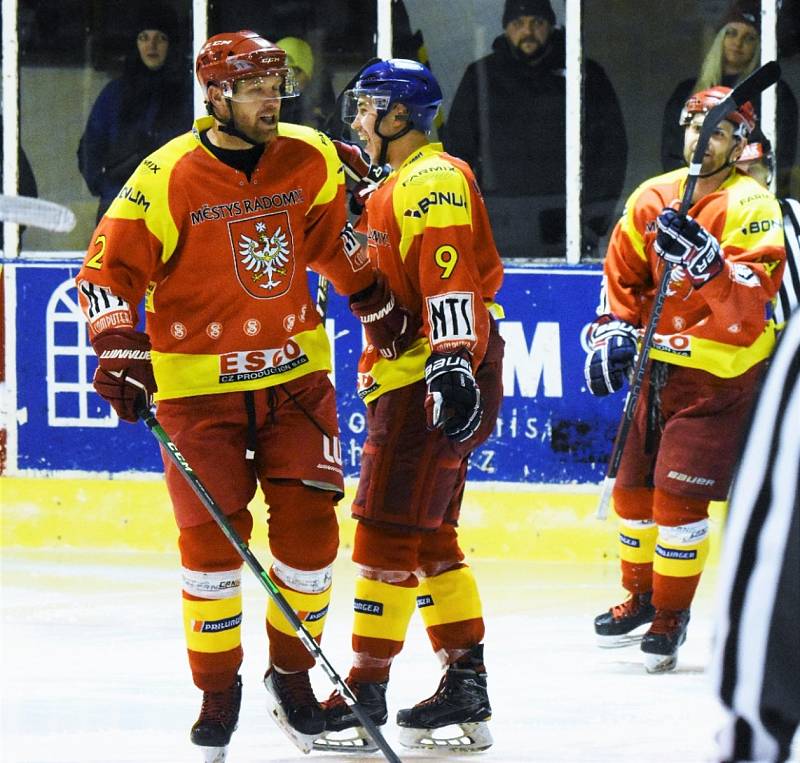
[
  {"left": 206, "top": 99, "right": 264, "bottom": 147},
  {"left": 374, "top": 112, "right": 412, "bottom": 167},
  {"left": 696, "top": 142, "right": 743, "bottom": 178}
]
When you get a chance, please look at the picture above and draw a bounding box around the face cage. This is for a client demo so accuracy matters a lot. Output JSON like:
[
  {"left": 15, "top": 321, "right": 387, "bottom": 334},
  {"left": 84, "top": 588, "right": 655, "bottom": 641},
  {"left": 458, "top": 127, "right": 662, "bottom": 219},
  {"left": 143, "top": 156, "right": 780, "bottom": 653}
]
[
  {"left": 220, "top": 69, "right": 300, "bottom": 101},
  {"left": 341, "top": 89, "right": 392, "bottom": 126}
]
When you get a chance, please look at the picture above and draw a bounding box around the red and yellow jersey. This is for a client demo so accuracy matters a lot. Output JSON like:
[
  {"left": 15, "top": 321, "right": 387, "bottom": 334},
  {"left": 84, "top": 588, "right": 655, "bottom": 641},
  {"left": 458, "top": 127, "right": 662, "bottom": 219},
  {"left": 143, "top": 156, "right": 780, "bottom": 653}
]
[
  {"left": 356, "top": 142, "right": 503, "bottom": 403},
  {"left": 603, "top": 167, "right": 785, "bottom": 378},
  {"left": 76, "top": 116, "right": 373, "bottom": 400}
]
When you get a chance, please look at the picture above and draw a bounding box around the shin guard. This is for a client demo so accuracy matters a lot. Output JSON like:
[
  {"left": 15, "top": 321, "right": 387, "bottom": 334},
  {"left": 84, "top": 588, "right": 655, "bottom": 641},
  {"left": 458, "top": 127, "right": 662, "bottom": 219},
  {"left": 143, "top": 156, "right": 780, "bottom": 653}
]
[
  {"left": 182, "top": 567, "right": 244, "bottom": 692},
  {"left": 653, "top": 520, "right": 710, "bottom": 610},
  {"left": 266, "top": 563, "right": 332, "bottom": 673},
  {"left": 350, "top": 574, "right": 417, "bottom": 684},
  {"left": 618, "top": 518, "right": 657, "bottom": 593},
  {"left": 416, "top": 565, "right": 484, "bottom": 663}
]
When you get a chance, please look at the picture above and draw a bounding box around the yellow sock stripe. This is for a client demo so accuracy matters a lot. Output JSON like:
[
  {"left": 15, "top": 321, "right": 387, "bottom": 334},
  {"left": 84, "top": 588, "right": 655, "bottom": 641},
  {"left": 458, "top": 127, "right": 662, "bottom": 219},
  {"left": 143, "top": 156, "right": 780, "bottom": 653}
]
[
  {"left": 416, "top": 566, "right": 483, "bottom": 629},
  {"left": 653, "top": 535, "right": 710, "bottom": 577},
  {"left": 183, "top": 595, "right": 242, "bottom": 653},
  {"left": 352, "top": 576, "right": 417, "bottom": 642},
  {"left": 618, "top": 520, "right": 658, "bottom": 564},
  {"left": 267, "top": 584, "right": 331, "bottom": 639}
]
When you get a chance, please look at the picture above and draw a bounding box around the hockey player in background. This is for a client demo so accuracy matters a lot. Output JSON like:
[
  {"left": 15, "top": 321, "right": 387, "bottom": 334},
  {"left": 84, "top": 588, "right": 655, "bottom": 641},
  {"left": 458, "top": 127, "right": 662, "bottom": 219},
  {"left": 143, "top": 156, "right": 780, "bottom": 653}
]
[
  {"left": 710, "top": 305, "right": 800, "bottom": 763},
  {"left": 76, "top": 30, "right": 410, "bottom": 761},
  {"left": 584, "top": 87, "right": 785, "bottom": 673},
  {"left": 315, "top": 59, "right": 505, "bottom": 753}
]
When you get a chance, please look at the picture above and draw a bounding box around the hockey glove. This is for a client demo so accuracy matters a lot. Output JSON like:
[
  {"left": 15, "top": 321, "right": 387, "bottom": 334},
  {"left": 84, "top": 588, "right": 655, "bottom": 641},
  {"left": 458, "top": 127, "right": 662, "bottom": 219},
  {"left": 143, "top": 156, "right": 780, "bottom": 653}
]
[
  {"left": 424, "top": 349, "right": 482, "bottom": 443},
  {"left": 333, "top": 139, "right": 390, "bottom": 215},
  {"left": 350, "top": 272, "right": 416, "bottom": 360},
  {"left": 584, "top": 315, "right": 638, "bottom": 397},
  {"left": 654, "top": 208, "right": 724, "bottom": 288},
  {"left": 91, "top": 328, "right": 157, "bottom": 422}
]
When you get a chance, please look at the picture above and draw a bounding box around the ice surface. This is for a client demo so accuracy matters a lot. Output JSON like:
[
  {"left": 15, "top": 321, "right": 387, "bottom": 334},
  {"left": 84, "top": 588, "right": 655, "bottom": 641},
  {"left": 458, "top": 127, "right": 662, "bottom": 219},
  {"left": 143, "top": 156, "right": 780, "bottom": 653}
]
[{"left": 2, "top": 550, "right": 797, "bottom": 763}]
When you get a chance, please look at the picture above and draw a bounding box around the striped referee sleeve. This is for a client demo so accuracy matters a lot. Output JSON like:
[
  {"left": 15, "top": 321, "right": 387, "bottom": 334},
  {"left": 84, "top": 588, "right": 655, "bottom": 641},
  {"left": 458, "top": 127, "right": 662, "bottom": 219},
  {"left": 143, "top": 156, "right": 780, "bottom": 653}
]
[
  {"left": 710, "top": 308, "right": 800, "bottom": 762},
  {"left": 774, "top": 198, "right": 800, "bottom": 329}
]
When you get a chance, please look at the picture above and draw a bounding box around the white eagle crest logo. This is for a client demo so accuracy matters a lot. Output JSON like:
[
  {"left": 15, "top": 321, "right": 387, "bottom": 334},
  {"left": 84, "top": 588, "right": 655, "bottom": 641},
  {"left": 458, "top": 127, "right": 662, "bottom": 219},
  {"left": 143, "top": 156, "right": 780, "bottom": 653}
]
[{"left": 238, "top": 221, "right": 290, "bottom": 290}]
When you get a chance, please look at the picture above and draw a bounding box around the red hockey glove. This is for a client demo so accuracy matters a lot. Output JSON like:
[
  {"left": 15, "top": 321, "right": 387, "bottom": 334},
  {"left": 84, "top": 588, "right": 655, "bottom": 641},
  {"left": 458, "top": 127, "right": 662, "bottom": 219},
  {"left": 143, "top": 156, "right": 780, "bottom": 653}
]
[
  {"left": 91, "top": 328, "right": 156, "bottom": 422},
  {"left": 349, "top": 272, "right": 417, "bottom": 360},
  {"left": 654, "top": 208, "right": 724, "bottom": 288},
  {"left": 333, "top": 139, "right": 390, "bottom": 215},
  {"left": 424, "top": 348, "right": 483, "bottom": 443}
]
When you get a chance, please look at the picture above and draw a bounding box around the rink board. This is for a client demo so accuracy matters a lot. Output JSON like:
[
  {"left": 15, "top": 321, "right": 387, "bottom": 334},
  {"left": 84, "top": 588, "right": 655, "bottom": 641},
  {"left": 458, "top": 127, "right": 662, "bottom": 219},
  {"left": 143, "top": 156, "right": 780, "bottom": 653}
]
[
  {"left": 0, "top": 475, "right": 728, "bottom": 564},
  {"left": 3, "top": 261, "right": 622, "bottom": 482}
]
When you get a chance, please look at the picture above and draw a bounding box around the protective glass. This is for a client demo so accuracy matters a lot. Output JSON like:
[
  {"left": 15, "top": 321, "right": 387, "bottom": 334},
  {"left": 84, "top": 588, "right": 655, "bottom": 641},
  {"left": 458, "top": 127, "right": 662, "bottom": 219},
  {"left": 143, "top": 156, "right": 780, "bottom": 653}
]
[
  {"left": 341, "top": 89, "right": 391, "bottom": 126},
  {"left": 226, "top": 72, "right": 300, "bottom": 102}
]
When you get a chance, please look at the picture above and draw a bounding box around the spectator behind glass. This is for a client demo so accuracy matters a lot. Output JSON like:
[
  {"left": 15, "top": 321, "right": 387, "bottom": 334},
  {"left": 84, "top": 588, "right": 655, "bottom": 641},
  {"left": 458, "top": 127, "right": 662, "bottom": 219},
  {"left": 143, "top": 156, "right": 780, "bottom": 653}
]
[
  {"left": 661, "top": 0, "right": 798, "bottom": 197},
  {"left": 444, "top": 0, "right": 628, "bottom": 259},
  {"left": 77, "top": 3, "right": 192, "bottom": 222},
  {"left": 276, "top": 37, "right": 336, "bottom": 133}
]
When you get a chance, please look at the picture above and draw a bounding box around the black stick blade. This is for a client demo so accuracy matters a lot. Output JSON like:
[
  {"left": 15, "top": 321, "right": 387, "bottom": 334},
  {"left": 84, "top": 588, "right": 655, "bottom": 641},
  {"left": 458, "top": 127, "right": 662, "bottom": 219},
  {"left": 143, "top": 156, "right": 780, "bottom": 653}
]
[{"left": 731, "top": 60, "right": 781, "bottom": 106}]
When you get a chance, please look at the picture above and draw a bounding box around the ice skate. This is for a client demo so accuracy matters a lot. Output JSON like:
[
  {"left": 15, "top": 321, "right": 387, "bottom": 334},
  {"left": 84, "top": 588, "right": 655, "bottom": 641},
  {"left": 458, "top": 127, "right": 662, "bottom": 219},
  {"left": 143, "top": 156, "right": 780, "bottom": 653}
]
[
  {"left": 641, "top": 608, "right": 690, "bottom": 673},
  {"left": 396, "top": 644, "right": 493, "bottom": 753},
  {"left": 190, "top": 675, "right": 242, "bottom": 763},
  {"left": 314, "top": 679, "right": 388, "bottom": 752},
  {"left": 594, "top": 591, "right": 655, "bottom": 647},
  {"left": 263, "top": 667, "right": 325, "bottom": 753}
]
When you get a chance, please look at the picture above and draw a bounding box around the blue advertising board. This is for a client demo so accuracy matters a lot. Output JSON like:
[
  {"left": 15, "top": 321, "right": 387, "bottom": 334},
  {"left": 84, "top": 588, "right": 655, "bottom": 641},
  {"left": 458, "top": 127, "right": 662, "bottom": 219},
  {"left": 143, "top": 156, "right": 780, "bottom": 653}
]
[{"left": 10, "top": 262, "right": 622, "bottom": 483}]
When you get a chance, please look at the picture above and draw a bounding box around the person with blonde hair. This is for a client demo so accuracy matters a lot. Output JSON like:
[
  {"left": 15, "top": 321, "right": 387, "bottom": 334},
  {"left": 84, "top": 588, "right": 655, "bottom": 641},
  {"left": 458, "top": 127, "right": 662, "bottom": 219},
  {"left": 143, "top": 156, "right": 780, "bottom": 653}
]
[{"left": 660, "top": 0, "right": 797, "bottom": 195}]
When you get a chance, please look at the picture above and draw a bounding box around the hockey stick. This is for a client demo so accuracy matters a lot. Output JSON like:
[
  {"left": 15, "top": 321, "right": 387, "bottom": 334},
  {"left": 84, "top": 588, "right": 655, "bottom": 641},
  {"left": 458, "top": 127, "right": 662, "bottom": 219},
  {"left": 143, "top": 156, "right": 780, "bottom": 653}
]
[
  {"left": 137, "top": 407, "right": 402, "bottom": 763},
  {"left": 595, "top": 60, "right": 781, "bottom": 520},
  {"left": 0, "top": 194, "right": 76, "bottom": 232}
]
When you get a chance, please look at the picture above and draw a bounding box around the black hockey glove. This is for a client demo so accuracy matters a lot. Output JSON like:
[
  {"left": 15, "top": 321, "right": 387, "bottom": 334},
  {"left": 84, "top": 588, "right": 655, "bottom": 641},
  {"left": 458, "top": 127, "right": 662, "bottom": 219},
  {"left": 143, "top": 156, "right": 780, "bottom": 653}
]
[
  {"left": 654, "top": 208, "right": 724, "bottom": 288},
  {"left": 583, "top": 315, "right": 638, "bottom": 396},
  {"left": 424, "top": 348, "right": 482, "bottom": 443}
]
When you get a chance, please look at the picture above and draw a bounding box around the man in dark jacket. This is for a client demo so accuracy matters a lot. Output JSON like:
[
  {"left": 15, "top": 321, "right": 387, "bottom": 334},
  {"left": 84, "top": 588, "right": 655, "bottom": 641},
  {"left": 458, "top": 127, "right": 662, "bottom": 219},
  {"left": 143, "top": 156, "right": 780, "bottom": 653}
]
[{"left": 444, "top": 0, "right": 628, "bottom": 259}]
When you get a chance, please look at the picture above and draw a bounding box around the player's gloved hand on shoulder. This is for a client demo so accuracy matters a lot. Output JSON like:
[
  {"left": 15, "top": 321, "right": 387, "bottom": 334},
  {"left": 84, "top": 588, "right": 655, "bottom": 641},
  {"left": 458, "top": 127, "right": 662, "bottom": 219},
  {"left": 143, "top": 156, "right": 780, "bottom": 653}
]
[
  {"left": 91, "top": 328, "right": 156, "bottom": 422},
  {"left": 584, "top": 314, "right": 638, "bottom": 397},
  {"left": 350, "top": 272, "right": 416, "bottom": 360},
  {"left": 333, "top": 139, "right": 390, "bottom": 215},
  {"left": 654, "top": 207, "right": 724, "bottom": 288},
  {"left": 424, "top": 348, "right": 482, "bottom": 443}
]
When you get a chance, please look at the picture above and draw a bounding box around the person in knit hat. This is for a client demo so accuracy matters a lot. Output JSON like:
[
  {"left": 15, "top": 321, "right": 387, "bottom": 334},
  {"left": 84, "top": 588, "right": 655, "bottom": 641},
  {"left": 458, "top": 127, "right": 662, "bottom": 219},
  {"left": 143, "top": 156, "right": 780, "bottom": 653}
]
[
  {"left": 77, "top": 2, "right": 193, "bottom": 221},
  {"left": 275, "top": 36, "right": 336, "bottom": 132},
  {"left": 660, "top": 0, "right": 797, "bottom": 196},
  {"left": 444, "top": 0, "right": 628, "bottom": 258}
]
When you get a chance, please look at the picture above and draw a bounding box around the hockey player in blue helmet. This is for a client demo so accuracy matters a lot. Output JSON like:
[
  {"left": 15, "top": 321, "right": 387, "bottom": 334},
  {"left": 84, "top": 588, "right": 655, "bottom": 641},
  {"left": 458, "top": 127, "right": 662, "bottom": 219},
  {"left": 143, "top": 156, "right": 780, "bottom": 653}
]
[
  {"left": 340, "top": 58, "right": 443, "bottom": 167},
  {"left": 319, "top": 55, "right": 504, "bottom": 755}
]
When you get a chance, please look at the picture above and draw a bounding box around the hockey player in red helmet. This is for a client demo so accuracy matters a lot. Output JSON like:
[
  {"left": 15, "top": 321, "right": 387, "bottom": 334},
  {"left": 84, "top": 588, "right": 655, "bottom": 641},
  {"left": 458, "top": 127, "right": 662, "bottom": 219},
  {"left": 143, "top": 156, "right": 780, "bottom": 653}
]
[
  {"left": 76, "top": 29, "right": 414, "bottom": 761},
  {"left": 585, "top": 84, "right": 785, "bottom": 673},
  {"left": 194, "top": 30, "right": 299, "bottom": 146}
]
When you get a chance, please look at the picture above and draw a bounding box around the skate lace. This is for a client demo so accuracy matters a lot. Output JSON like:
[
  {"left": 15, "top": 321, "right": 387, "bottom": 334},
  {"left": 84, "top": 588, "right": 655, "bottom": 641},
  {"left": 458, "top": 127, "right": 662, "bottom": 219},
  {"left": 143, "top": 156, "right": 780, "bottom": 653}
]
[
  {"left": 199, "top": 684, "right": 238, "bottom": 724},
  {"left": 610, "top": 593, "right": 642, "bottom": 620},
  {"left": 648, "top": 609, "right": 685, "bottom": 635},
  {"left": 416, "top": 673, "right": 449, "bottom": 707},
  {"left": 276, "top": 670, "right": 318, "bottom": 708}
]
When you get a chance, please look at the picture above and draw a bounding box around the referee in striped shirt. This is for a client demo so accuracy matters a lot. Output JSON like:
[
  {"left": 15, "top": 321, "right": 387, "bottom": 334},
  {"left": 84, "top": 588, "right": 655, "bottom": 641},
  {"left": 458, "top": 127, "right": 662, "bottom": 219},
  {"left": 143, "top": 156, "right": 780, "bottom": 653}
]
[{"left": 710, "top": 301, "right": 800, "bottom": 762}]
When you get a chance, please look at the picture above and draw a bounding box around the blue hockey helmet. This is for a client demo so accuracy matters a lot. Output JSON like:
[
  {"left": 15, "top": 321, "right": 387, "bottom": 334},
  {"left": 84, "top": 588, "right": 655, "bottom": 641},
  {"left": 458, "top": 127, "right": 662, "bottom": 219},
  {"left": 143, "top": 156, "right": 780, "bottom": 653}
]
[{"left": 342, "top": 58, "right": 442, "bottom": 134}]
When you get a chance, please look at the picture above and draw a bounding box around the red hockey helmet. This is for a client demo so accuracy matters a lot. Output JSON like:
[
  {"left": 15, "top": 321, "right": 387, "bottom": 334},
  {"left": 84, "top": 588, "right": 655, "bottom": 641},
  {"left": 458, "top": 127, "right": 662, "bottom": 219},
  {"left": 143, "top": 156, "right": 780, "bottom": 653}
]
[
  {"left": 679, "top": 86, "right": 756, "bottom": 138},
  {"left": 195, "top": 30, "right": 297, "bottom": 99}
]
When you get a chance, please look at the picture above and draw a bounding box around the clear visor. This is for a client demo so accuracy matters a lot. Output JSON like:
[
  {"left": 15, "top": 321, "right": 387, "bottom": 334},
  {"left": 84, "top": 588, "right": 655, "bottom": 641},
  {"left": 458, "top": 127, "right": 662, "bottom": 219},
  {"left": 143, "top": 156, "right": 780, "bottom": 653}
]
[
  {"left": 680, "top": 109, "right": 748, "bottom": 140},
  {"left": 224, "top": 71, "right": 300, "bottom": 102},
  {"left": 341, "top": 89, "right": 392, "bottom": 125}
]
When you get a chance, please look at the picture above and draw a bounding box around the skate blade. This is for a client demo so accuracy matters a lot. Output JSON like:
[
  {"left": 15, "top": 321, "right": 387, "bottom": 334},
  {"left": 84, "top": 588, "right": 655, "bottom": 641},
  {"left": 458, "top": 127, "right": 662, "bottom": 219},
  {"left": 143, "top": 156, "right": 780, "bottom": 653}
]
[
  {"left": 198, "top": 745, "right": 228, "bottom": 763},
  {"left": 263, "top": 675, "right": 320, "bottom": 754},
  {"left": 595, "top": 622, "right": 652, "bottom": 649},
  {"left": 643, "top": 652, "right": 678, "bottom": 673},
  {"left": 313, "top": 727, "right": 379, "bottom": 753},
  {"left": 398, "top": 721, "right": 493, "bottom": 753}
]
